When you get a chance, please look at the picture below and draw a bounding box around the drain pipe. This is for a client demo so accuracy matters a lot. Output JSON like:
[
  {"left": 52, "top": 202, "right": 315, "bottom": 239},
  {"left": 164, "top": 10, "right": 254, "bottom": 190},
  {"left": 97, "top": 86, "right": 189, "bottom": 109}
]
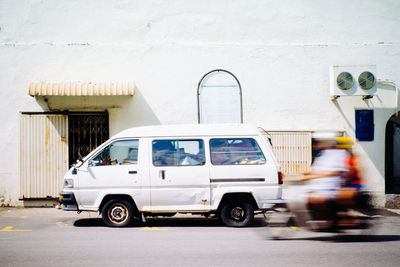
[
  {"left": 378, "top": 79, "right": 398, "bottom": 116},
  {"left": 397, "top": 81, "right": 399, "bottom": 116}
]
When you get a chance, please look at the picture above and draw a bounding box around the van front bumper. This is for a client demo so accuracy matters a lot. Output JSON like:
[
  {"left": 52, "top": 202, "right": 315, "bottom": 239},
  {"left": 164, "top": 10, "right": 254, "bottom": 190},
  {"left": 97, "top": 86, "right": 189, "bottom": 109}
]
[{"left": 59, "top": 191, "right": 78, "bottom": 211}]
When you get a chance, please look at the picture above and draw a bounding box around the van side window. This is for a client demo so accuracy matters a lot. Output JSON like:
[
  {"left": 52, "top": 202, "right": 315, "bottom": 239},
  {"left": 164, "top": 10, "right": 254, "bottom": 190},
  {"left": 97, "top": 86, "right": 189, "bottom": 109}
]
[
  {"left": 210, "top": 138, "right": 266, "bottom": 165},
  {"left": 89, "top": 140, "right": 139, "bottom": 166},
  {"left": 152, "top": 140, "right": 205, "bottom": 166}
]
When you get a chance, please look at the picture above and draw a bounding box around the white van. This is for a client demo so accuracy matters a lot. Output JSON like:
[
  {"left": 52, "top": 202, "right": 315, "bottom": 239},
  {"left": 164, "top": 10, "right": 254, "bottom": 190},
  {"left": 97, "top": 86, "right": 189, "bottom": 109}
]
[{"left": 60, "top": 124, "right": 283, "bottom": 227}]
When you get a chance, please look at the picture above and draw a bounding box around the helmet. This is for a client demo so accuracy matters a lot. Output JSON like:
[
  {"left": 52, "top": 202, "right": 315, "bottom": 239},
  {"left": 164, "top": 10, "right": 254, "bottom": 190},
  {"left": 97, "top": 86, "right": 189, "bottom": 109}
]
[
  {"left": 334, "top": 137, "right": 356, "bottom": 149},
  {"left": 312, "top": 132, "right": 342, "bottom": 148}
]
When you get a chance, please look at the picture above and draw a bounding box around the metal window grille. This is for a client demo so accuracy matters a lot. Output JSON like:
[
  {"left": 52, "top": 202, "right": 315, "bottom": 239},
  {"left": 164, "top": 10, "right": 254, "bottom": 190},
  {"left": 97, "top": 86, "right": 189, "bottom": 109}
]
[{"left": 68, "top": 113, "right": 109, "bottom": 167}]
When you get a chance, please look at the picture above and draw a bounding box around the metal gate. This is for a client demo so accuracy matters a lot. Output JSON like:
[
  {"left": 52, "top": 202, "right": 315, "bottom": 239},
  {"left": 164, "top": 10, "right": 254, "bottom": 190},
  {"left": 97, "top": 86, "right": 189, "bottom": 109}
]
[
  {"left": 20, "top": 114, "right": 68, "bottom": 199},
  {"left": 267, "top": 131, "right": 312, "bottom": 176},
  {"left": 68, "top": 112, "right": 109, "bottom": 167}
]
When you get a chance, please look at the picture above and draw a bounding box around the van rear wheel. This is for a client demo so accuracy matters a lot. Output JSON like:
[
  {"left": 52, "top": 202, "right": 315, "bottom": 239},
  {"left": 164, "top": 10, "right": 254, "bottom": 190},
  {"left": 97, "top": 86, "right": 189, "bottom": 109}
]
[
  {"left": 102, "top": 199, "right": 133, "bottom": 227},
  {"left": 220, "top": 201, "right": 254, "bottom": 227}
]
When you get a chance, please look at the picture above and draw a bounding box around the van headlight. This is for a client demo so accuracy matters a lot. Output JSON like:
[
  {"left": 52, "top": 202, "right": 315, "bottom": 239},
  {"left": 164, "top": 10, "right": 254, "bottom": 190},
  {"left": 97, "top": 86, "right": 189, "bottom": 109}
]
[{"left": 64, "top": 179, "right": 74, "bottom": 188}]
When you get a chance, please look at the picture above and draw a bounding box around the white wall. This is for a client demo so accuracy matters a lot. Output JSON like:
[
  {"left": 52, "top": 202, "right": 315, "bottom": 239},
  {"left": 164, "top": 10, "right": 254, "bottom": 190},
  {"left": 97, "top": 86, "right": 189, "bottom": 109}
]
[{"left": 0, "top": 0, "right": 399, "bottom": 205}]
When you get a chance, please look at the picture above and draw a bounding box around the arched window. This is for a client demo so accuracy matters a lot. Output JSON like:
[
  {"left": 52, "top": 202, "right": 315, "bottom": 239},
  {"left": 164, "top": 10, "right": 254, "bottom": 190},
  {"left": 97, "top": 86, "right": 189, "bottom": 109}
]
[
  {"left": 385, "top": 114, "right": 400, "bottom": 194},
  {"left": 197, "top": 69, "right": 243, "bottom": 124}
]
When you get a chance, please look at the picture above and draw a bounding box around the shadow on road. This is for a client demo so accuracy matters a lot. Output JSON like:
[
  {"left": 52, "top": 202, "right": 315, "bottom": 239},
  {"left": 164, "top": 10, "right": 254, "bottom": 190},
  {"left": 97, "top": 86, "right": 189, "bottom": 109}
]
[
  {"left": 285, "top": 234, "right": 400, "bottom": 243},
  {"left": 73, "top": 217, "right": 267, "bottom": 228},
  {"left": 74, "top": 218, "right": 106, "bottom": 227}
]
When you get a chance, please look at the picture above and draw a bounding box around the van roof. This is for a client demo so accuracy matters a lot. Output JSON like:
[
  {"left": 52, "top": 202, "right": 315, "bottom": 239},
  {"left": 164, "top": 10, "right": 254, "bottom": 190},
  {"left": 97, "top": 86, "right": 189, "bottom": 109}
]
[{"left": 112, "top": 124, "right": 262, "bottom": 139}]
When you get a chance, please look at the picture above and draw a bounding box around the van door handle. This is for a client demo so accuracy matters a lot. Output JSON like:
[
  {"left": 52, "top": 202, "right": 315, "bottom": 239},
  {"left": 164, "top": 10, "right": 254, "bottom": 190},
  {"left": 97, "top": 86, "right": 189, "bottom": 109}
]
[
  {"left": 129, "top": 170, "right": 137, "bottom": 174},
  {"left": 159, "top": 170, "right": 165, "bottom": 180}
]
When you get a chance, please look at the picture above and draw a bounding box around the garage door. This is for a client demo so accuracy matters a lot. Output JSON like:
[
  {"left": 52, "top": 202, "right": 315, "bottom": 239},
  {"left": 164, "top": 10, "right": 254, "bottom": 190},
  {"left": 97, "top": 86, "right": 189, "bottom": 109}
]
[
  {"left": 20, "top": 114, "right": 68, "bottom": 199},
  {"left": 267, "top": 131, "right": 312, "bottom": 175}
]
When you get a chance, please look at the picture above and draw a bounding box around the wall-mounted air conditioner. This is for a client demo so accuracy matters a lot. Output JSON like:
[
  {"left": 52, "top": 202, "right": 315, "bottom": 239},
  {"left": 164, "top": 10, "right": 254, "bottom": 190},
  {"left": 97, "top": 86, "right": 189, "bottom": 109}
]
[{"left": 329, "top": 65, "right": 377, "bottom": 100}]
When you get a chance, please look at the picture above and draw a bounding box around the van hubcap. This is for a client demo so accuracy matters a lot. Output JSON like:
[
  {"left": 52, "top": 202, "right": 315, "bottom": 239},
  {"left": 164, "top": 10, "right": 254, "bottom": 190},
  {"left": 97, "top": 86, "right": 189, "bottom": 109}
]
[
  {"left": 231, "top": 206, "right": 245, "bottom": 221},
  {"left": 109, "top": 204, "right": 128, "bottom": 223}
]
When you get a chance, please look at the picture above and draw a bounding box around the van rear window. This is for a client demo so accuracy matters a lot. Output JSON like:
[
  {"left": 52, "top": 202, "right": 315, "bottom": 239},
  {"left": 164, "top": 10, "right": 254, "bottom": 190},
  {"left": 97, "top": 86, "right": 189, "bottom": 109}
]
[
  {"left": 210, "top": 138, "right": 266, "bottom": 165},
  {"left": 152, "top": 140, "right": 205, "bottom": 166}
]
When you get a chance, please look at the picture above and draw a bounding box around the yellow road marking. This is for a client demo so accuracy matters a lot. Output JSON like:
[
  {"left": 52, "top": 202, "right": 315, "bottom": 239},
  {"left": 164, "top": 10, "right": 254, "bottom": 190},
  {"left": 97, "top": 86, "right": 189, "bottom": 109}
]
[
  {"left": 139, "top": 227, "right": 167, "bottom": 231},
  {"left": 0, "top": 226, "right": 32, "bottom": 232},
  {"left": 21, "top": 216, "right": 27, "bottom": 219},
  {"left": 273, "top": 226, "right": 301, "bottom": 231}
]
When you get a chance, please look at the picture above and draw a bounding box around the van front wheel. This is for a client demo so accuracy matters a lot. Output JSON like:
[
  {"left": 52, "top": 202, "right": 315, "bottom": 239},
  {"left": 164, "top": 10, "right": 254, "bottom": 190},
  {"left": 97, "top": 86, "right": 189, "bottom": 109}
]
[
  {"left": 220, "top": 201, "right": 254, "bottom": 227},
  {"left": 102, "top": 199, "right": 133, "bottom": 227}
]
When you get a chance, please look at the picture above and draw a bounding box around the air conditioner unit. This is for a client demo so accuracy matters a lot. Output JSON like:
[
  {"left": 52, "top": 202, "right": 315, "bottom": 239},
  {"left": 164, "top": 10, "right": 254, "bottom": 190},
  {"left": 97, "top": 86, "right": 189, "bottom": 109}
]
[{"left": 329, "top": 65, "right": 377, "bottom": 99}]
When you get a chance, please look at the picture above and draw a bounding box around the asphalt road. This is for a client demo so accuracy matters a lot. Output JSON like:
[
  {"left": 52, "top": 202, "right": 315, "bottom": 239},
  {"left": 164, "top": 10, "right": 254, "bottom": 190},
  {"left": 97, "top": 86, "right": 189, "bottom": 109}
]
[{"left": 0, "top": 208, "right": 400, "bottom": 267}]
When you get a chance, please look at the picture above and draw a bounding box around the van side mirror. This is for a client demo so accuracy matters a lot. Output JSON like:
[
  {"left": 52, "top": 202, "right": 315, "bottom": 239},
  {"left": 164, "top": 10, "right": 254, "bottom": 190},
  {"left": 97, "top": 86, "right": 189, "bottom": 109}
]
[
  {"left": 75, "top": 158, "right": 83, "bottom": 168},
  {"left": 74, "top": 150, "right": 84, "bottom": 168}
]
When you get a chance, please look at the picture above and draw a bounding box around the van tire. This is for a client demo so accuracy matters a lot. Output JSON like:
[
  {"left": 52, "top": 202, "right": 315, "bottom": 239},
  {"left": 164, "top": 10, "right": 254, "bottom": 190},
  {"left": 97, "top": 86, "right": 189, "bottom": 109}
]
[
  {"left": 220, "top": 201, "right": 254, "bottom": 227},
  {"left": 102, "top": 199, "right": 133, "bottom": 227}
]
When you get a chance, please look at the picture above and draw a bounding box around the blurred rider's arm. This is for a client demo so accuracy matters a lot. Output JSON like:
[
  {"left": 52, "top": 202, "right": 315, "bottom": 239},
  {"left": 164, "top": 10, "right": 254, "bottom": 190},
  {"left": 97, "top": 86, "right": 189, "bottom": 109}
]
[
  {"left": 300, "top": 171, "right": 341, "bottom": 181},
  {"left": 284, "top": 171, "right": 342, "bottom": 182}
]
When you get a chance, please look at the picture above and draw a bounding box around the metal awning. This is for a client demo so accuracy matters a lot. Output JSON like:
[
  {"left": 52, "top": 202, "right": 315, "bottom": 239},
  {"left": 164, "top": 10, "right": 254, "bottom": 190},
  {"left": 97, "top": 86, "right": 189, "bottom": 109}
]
[{"left": 28, "top": 82, "right": 135, "bottom": 96}]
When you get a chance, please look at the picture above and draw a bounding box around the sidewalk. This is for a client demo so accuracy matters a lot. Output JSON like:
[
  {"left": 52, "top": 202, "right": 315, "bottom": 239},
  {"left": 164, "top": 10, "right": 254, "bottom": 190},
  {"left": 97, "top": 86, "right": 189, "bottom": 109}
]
[{"left": 0, "top": 206, "right": 99, "bottom": 218}]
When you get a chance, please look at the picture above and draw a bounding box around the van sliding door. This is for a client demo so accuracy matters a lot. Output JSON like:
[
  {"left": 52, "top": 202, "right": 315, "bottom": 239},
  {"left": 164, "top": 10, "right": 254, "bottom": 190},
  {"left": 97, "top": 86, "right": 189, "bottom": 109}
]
[{"left": 149, "top": 139, "right": 210, "bottom": 211}]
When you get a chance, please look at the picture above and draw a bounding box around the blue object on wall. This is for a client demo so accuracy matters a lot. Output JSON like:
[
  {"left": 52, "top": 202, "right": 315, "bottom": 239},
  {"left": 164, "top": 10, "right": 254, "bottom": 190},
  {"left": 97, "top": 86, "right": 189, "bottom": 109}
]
[{"left": 355, "top": 110, "right": 374, "bottom": 141}]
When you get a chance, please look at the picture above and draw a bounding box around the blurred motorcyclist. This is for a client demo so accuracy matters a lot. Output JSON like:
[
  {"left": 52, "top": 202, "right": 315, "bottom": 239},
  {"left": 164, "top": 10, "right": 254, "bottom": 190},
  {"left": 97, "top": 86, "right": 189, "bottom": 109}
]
[{"left": 298, "top": 136, "right": 365, "bottom": 229}]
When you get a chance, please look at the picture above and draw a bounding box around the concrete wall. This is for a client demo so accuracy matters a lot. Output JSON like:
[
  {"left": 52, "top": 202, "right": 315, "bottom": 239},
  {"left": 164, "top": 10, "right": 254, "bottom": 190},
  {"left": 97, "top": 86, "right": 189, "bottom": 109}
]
[{"left": 0, "top": 0, "right": 399, "bottom": 205}]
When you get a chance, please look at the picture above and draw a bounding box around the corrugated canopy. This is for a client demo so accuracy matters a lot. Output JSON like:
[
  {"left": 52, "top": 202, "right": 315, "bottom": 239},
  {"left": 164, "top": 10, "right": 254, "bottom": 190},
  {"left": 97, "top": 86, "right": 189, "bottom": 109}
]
[{"left": 29, "top": 82, "right": 135, "bottom": 96}]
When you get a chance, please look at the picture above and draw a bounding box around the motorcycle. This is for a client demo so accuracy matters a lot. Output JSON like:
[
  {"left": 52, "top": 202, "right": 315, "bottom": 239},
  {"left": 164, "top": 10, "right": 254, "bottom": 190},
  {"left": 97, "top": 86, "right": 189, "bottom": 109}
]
[{"left": 263, "top": 179, "right": 381, "bottom": 239}]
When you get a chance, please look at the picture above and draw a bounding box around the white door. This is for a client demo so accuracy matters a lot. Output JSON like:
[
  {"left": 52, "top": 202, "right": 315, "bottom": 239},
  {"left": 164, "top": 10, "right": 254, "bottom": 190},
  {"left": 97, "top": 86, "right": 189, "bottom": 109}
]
[
  {"left": 77, "top": 139, "right": 142, "bottom": 208},
  {"left": 198, "top": 70, "right": 242, "bottom": 124},
  {"left": 149, "top": 139, "right": 210, "bottom": 211}
]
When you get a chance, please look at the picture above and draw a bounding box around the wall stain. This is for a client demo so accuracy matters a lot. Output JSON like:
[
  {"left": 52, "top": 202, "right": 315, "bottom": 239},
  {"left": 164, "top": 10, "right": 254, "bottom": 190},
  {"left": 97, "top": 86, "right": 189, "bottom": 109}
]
[{"left": 45, "top": 119, "right": 50, "bottom": 145}]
